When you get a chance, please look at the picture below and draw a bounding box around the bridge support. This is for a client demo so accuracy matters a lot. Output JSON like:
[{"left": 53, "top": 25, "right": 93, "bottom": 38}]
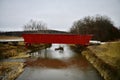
[{"left": 25, "top": 43, "right": 31, "bottom": 48}]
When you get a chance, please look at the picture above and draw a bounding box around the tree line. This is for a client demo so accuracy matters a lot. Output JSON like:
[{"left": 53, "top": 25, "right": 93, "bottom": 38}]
[{"left": 70, "top": 15, "right": 120, "bottom": 41}]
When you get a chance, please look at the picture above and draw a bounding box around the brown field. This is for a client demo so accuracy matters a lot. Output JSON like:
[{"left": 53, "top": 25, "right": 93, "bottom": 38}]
[{"left": 0, "top": 36, "right": 22, "bottom": 39}]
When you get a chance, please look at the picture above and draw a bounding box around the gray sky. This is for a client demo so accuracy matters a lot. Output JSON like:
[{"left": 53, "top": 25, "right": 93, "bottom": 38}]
[{"left": 0, "top": 0, "right": 120, "bottom": 31}]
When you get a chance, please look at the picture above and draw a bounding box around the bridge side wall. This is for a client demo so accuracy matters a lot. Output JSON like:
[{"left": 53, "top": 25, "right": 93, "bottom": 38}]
[{"left": 22, "top": 34, "right": 92, "bottom": 45}]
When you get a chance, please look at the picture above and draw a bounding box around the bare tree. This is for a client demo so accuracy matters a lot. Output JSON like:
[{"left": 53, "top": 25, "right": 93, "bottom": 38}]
[{"left": 24, "top": 19, "right": 47, "bottom": 31}]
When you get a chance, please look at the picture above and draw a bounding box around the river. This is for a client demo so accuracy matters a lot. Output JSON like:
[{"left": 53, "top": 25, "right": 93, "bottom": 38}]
[{"left": 16, "top": 44, "right": 103, "bottom": 80}]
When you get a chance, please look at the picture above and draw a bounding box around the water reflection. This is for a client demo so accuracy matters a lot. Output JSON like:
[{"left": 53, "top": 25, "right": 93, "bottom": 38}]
[
  {"left": 16, "top": 44, "right": 103, "bottom": 80},
  {"left": 0, "top": 58, "right": 26, "bottom": 62},
  {"left": 30, "top": 44, "right": 74, "bottom": 59},
  {"left": 16, "top": 67, "right": 103, "bottom": 80}
]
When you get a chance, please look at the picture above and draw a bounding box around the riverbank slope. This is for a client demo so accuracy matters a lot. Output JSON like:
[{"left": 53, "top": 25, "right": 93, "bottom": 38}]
[
  {"left": 82, "top": 41, "right": 120, "bottom": 80},
  {"left": 0, "top": 36, "right": 51, "bottom": 80}
]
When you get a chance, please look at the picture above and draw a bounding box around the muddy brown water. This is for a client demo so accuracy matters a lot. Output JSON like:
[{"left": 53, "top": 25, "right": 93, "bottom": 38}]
[{"left": 16, "top": 44, "right": 103, "bottom": 80}]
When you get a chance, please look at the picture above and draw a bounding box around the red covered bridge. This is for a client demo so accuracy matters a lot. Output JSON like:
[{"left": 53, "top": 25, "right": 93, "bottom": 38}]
[{"left": 22, "top": 34, "right": 92, "bottom": 46}]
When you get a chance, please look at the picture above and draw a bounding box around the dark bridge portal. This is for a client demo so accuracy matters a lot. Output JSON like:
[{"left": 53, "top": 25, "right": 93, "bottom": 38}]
[{"left": 22, "top": 34, "right": 92, "bottom": 46}]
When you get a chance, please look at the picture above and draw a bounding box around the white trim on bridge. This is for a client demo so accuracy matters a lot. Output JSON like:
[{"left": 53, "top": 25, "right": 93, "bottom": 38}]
[
  {"left": 89, "top": 40, "right": 106, "bottom": 45},
  {"left": 0, "top": 39, "right": 24, "bottom": 42}
]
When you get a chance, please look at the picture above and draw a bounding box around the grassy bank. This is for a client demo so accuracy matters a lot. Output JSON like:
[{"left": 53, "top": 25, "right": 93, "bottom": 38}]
[
  {"left": 0, "top": 42, "right": 27, "bottom": 59},
  {"left": 0, "top": 43, "right": 51, "bottom": 80},
  {"left": 88, "top": 41, "right": 120, "bottom": 69},
  {"left": 0, "top": 62, "right": 24, "bottom": 80},
  {"left": 0, "top": 42, "right": 51, "bottom": 59},
  {"left": 82, "top": 41, "right": 120, "bottom": 80},
  {"left": 0, "top": 36, "right": 52, "bottom": 80}
]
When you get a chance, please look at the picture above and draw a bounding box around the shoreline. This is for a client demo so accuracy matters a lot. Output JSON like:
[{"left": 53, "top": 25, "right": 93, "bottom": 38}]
[
  {"left": 0, "top": 62, "right": 24, "bottom": 80},
  {"left": 70, "top": 41, "right": 120, "bottom": 80},
  {"left": 0, "top": 43, "right": 51, "bottom": 80},
  {"left": 81, "top": 41, "right": 120, "bottom": 80},
  {"left": 82, "top": 49, "right": 118, "bottom": 80}
]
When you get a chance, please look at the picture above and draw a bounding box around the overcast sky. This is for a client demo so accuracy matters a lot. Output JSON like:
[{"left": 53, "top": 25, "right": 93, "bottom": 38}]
[{"left": 0, "top": 0, "right": 120, "bottom": 31}]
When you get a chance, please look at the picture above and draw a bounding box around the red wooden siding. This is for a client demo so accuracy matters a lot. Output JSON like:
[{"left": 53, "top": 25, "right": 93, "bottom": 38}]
[{"left": 22, "top": 34, "right": 92, "bottom": 45}]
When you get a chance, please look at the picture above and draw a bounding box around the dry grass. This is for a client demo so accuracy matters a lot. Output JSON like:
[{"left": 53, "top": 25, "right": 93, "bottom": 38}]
[
  {"left": 0, "top": 43, "right": 27, "bottom": 59},
  {"left": 0, "top": 35, "right": 51, "bottom": 59},
  {"left": 84, "top": 41, "right": 120, "bottom": 80},
  {"left": 0, "top": 62, "right": 24, "bottom": 80},
  {"left": 0, "top": 36, "right": 22, "bottom": 39},
  {"left": 88, "top": 41, "right": 120, "bottom": 69},
  {"left": 0, "top": 62, "right": 23, "bottom": 75}
]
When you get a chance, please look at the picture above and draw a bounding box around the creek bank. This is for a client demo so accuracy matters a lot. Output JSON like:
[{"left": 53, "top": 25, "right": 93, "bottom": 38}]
[
  {"left": 70, "top": 41, "right": 120, "bottom": 80},
  {"left": 82, "top": 49, "right": 119, "bottom": 80},
  {"left": 82, "top": 41, "right": 120, "bottom": 80},
  {"left": 0, "top": 62, "right": 24, "bottom": 80},
  {"left": 0, "top": 42, "right": 51, "bottom": 80},
  {"left": 0, "top": 43, "right": 51, "bottom": 59}
]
